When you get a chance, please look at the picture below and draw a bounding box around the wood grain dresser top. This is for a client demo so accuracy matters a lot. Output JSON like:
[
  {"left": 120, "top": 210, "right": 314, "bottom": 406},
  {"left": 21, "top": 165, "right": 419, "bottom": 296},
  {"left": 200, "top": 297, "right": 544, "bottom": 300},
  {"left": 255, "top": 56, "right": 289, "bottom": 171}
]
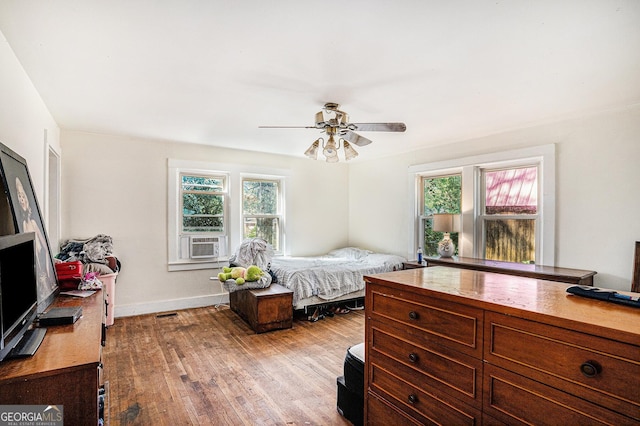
[{"left": 365, "top": 266, "right": 640, "bottom": 346}]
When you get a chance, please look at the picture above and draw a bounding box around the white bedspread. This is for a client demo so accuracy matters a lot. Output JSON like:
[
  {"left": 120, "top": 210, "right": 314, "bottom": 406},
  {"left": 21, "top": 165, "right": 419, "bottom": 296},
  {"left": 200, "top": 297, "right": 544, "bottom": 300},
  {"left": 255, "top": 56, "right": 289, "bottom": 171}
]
[{"left": 269, "top": 248, "right": 406, "bottom": 307}]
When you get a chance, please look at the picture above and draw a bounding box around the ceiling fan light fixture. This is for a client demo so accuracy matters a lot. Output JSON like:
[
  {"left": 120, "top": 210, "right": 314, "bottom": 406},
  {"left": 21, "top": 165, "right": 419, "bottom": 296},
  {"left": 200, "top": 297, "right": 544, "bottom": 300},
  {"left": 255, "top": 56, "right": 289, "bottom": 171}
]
[
  {"left": 323, "top": 135, "right": 338, "bottom": 158},
  {"left": 343, "top": 140, "right": 358, "bottom": 161},
  {"left": 259, "top": 101, "right": 406, "bottom": 162},
  {"left": 339, "top": 112, "right": 349, "bottom": 126},
  {"left": 304, "top": 139, "right": 321, "bottom": 159}
]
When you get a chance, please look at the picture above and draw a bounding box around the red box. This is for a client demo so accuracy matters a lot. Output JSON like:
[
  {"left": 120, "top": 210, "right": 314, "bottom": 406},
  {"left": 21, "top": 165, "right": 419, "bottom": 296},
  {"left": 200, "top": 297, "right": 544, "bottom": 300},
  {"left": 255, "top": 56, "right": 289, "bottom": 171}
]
[
  {"left": 55, "top": 261, "right": 83, "bottom": 280},
  {"left": 55, "top": 261, "right": 83, "bottom": 289}
]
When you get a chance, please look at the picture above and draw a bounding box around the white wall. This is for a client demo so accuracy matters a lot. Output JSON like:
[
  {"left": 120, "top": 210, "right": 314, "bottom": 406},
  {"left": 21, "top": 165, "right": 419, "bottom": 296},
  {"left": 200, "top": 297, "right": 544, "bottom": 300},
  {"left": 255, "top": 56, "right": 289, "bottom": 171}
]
[
  {"left": 349, "top": 105, "right": 640, "bottom": 291},
  {"left": 0, "top": 31, "right": 60, "bottom": 237},
  {"left": 4, "top": 23, "right": 639, "bottom": 312},
  {"left": 60, "top": 131, "right": 349, "bottom": 316}
]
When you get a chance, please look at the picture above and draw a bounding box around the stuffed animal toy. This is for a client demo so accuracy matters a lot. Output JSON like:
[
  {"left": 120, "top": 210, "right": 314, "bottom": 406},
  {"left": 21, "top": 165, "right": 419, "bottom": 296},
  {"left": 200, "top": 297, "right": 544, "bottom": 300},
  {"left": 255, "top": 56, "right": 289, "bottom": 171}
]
[{"left": 218, "top": 265, "right": 264, "bottom": 285}]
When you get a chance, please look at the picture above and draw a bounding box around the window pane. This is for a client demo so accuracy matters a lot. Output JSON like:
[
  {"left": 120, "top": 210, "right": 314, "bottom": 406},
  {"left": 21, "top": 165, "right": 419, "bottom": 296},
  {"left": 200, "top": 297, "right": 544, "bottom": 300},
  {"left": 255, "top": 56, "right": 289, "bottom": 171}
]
[
  {"left": 181, "top": 174, "right": 226, "bottom": 233},
  {"left": 485, "top": 167, "right": 537, "bottom": 215},
  {"left": 423, "top": 175, "right": 461, "bottom": 216},
  {"left": 243, "top": 180, "right": 278, "bottom": 214},
  {"left": 422, "top": 175, "right": 461, "bottom": 256},
  {"left": 183, "top": 192, "right": 224, "bottom": 233},
  {"left": 181, "top": 175, "right": 224, "bottom": 192},
  {"left": 183, "top": 194, "right": 224, "bottom": 215},
  {"left": 183, "top": 216, "right": 224, "bottom": 233},
  {"left": 243, "top": 217, "right": 279, "bottom": 251},
  {"left": 484, "top": 219, "right": 535, "bottom": 263}
]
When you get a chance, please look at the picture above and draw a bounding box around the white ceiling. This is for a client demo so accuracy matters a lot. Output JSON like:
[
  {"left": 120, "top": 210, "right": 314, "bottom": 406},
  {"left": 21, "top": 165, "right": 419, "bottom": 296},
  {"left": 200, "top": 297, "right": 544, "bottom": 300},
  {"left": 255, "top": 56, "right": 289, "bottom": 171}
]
[{"left": 1, "top": 0, "right": 639, "bottom": 161}]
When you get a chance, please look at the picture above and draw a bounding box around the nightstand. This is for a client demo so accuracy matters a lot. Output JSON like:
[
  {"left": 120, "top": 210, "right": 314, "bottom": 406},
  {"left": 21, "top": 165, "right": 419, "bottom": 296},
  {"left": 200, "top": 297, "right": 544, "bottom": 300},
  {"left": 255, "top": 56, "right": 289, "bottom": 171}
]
[{"left": 402, "top": 260, "right": 426, "bottom": 270}]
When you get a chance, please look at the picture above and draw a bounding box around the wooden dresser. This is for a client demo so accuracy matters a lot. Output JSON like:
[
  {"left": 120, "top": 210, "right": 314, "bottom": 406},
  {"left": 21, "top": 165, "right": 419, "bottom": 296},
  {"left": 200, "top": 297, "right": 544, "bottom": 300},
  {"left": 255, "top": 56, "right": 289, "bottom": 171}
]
[
  {"left": 0, "top": 292, "right": 105, "bottom": 425},
  {"left": 364, "top": 266, "right": 640, "bottom": 425}
]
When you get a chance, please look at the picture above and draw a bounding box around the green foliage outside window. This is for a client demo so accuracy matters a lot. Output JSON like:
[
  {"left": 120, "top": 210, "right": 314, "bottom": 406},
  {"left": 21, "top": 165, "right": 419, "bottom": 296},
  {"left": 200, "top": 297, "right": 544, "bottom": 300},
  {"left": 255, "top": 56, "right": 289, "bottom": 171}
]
[
  {"left": 243, "top": 180, "right": 278, "bottom": 214},
  {"left": 243, "top": 179, "right": 280, "bottom": 251},
  {"left": 423, "top": 175, "right": 461, "bottom": 256},
  {"left": 182, "top": 175, "right": 225, "bottom": 233}
]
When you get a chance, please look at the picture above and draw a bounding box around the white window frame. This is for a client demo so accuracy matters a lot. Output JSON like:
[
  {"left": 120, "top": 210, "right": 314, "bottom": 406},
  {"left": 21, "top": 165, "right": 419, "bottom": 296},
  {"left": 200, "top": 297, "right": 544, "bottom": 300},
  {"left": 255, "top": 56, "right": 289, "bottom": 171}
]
[
  {"left": 476, "top": 164, "right": 540, "bottom": 262},
  {"left": 408, "top": 144, "right": 555, "bottom": 265},
  {"left": 418, "top": 173, "right": 462, "bottom": 256},
  {"left": 180, "top": 171, "right": 227, "bottom": 235},
  {"left": 168, "top": 160, "right": 230, "bottom": 271},
  {"left": 240, "top": 174, "right": 286, "bottom": 255},
  {"left": 168, "top": 159, "right": 290, "bottom": 271}
]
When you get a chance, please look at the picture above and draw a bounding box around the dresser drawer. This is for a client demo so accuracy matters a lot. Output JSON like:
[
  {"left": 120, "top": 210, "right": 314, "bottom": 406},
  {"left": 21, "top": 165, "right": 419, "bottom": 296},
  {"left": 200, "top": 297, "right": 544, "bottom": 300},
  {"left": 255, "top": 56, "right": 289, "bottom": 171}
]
[
  {"left": 485, "top": 311, "right": 640, "bottom": 419},
  {"left": 366, "top": 392, "right": 423, "bottom": 426},
  {"left": 369, "top": 285, "right": 483, "bottom": 358},
  {"left": 369, "top": 362, "right": 482, "bottom": 425},
  {"left": 484, "top": 364, "right": 638, "bottom": 425},
  {"left": 369, "top": 323, "right": 482, "bottom": 409}
]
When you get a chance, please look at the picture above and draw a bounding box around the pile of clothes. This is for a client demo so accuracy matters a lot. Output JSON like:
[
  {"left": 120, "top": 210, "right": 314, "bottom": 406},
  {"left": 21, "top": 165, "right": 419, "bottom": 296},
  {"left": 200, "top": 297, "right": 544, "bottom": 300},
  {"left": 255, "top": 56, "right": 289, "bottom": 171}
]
[
  {"left": 222, "top": 238, "right": 274, "bottom": 293},
  {"left": 55, "top": 234, "right": 120, "bottom": 289}
]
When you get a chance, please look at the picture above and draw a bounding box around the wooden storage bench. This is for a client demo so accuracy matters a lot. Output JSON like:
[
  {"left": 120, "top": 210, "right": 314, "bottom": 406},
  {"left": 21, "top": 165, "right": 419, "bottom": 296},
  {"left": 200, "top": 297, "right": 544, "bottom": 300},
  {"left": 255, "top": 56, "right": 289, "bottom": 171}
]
[{"left": 229, "top": 284, "right": 294, "bottom": 333}]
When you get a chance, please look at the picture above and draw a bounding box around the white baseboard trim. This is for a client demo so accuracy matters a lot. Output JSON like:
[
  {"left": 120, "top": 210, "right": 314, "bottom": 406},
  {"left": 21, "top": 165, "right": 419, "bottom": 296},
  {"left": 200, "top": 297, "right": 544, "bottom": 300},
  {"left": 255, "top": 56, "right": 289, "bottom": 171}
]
[{"left": 114, "top": 293, "right": 230, "bottom": 318}]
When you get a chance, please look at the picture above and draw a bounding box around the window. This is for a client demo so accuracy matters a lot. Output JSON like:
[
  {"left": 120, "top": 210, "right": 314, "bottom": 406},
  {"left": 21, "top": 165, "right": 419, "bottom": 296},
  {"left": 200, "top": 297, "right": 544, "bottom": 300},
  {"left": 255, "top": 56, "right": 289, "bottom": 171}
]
[
  {"left": 409, "top": 145, "right": 555, "bottom": 265},
  {"left": 168, "top": 159, "right": 290, "bottom": 271},
  {"left": 419, "top": 174, "right": 461, "bottom": 256},
  {"left": 242, "top": 178, "right": 283, "bottom": 252},
  {"left": 480, "top": 166, "right": 538, "bottom": 263},
  {"left": 181, "top": 174, "right": 226, "bottom": 234}
]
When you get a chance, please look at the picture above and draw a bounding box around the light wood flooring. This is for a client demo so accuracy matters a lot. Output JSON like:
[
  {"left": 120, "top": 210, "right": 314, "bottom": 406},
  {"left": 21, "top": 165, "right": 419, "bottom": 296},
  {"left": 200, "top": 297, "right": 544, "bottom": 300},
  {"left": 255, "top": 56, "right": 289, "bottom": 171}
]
[{"left": 103, "top": 303, "right": 364, "bottom": 425}]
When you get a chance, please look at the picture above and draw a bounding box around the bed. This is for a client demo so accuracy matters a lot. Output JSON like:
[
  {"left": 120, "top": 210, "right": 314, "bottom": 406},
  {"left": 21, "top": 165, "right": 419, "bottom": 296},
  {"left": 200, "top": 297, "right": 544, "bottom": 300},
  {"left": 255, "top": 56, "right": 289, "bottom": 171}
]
[{"left": 269, "top": 247, "right": 406, "bottom": 310}]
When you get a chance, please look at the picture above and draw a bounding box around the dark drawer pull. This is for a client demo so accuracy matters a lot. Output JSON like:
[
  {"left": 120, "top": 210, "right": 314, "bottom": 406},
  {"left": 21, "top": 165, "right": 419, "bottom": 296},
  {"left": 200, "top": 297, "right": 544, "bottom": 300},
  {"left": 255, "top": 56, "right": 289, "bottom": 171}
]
[
  {"left": 408, "top": 353, "right": 419, "bottom": 363},
  {"left": 580, "top": 361, "right": 602, "bottom": 378},
  {"left": 408, "top": 394, "right": 418, "bottom": 404},
  {"left": 408, "top": 311, "right": 419, "bottom": 320}
]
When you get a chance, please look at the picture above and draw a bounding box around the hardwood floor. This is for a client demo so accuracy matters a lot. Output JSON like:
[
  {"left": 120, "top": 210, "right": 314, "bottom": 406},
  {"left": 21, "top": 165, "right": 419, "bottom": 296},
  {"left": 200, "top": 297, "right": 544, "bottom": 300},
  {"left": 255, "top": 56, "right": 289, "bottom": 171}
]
[{"left": 103, "top": 303, "right": 364, "bottom": 425}]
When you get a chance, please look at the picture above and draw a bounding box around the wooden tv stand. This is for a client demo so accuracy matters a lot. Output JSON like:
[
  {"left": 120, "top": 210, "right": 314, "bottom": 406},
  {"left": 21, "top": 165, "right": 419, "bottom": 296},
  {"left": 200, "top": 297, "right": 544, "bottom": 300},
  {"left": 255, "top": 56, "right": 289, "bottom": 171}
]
[
  {"left": 364, "top": 267, "right": 639, "bottom": 424},
  {"left": 0, "top": 292, "right": 105, "bottom": 425}
]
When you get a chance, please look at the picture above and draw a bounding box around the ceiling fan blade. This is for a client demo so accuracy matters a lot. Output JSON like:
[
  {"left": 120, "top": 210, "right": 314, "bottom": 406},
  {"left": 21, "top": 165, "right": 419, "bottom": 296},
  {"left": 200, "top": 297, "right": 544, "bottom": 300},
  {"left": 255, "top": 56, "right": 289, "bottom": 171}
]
[
  {"left": 258, "top": 125, "right": 317, "bottom": 129},
  {"left": 351, "top": 122, "right": 406, "bottom": 132},
  {"left": 340, "top": 130, "right": 373, "bottom": 147}
]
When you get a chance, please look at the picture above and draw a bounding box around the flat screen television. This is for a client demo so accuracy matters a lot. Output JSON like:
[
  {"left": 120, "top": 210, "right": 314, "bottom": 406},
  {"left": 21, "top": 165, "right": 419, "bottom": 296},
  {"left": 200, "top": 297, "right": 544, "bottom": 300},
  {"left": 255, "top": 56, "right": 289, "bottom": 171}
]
[{"left": 0, "top": 232, "right": 45, "bottom": 362}]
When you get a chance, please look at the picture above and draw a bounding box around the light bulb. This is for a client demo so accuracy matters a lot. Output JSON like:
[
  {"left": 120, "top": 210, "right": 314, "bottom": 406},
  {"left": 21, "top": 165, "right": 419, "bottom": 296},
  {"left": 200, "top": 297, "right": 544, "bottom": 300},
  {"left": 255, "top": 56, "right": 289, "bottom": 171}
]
[{"left": 323, "top": 135, "right": 338, "bottom": 157}]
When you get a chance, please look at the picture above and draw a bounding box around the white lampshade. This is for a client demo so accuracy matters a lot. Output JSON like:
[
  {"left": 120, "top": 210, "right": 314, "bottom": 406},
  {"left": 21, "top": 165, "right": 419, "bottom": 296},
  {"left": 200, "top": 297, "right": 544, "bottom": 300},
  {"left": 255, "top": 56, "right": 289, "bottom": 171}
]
[
  {"left": 304, "top": 139, "right": 320, "bottom": 160},
  {"left": 343, "top": 140, "right": 358, "bottom": 161},
  {"left": 432, "top": 213, "right": 459, "bottom": 233},
  {"left": 323, "top": 135, "right": 338, "bottom": 158}
]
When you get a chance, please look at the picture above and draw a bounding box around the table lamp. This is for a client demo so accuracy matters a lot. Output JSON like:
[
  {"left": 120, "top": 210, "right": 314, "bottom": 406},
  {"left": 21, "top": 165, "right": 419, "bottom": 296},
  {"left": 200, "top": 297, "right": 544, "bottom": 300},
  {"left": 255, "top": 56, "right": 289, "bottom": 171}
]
[{"left": 433, "top": 213, "right": 460, "bottom": 257}]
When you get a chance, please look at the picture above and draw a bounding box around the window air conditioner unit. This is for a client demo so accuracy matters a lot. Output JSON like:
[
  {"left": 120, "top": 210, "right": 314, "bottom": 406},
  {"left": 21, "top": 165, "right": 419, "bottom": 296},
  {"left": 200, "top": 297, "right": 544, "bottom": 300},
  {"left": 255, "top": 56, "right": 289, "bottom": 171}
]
[{"left": 189, "top": 236, "right": 223, "bottom": 259}]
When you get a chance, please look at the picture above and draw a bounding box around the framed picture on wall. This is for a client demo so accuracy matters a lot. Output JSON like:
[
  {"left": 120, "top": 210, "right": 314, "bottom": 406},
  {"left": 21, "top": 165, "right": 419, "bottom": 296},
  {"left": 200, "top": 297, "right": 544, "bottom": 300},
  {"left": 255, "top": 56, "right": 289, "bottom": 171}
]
[{"left": 0, "top": 142, "right": 58, "bottom": 312}]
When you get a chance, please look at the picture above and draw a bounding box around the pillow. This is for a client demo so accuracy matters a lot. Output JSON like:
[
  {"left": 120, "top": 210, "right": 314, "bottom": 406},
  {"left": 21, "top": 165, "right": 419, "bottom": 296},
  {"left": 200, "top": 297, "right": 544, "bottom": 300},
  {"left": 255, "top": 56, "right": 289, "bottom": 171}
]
[{"left": 327, "top": 247, "right": 372, "bottom": 260}]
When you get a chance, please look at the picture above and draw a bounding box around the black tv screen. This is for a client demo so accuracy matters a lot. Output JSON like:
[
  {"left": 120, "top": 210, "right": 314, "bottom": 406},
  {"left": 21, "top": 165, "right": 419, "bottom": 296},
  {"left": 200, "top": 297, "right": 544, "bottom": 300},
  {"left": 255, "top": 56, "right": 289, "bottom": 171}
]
[{"left": 0, "top": 232, "right": 38, "bottom": 362}]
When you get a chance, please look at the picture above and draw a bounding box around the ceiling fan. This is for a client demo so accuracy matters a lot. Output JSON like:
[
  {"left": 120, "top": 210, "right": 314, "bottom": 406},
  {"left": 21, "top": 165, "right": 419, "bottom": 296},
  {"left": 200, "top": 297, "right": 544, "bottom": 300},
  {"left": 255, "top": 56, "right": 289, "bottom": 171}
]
[{"left": 259, "top": 102, "right": 406, "bottom": 162}]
